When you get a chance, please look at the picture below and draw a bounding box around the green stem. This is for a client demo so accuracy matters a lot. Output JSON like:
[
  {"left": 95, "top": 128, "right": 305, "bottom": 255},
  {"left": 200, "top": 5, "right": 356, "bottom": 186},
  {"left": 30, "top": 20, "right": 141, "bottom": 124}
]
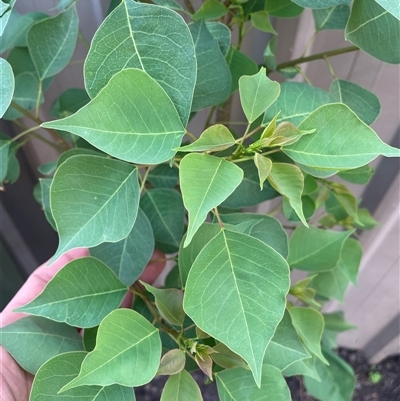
[
  {"left": 139, "top": 166, "right": 151, "bottom": 194},
  {"left": 183, "top": 0, "right": 195, "bottom": 14},
  {"left": 10, "top": 126, "right": 41, "bottom": 142},
  {"left": 78, "top": 30, "right": 90, "bottom": 50},
  {"left": 275, "top": 45, "right": 359, "bottom": 70},
  {"left": 213, "top": 207, "right": 224, "bottom": 229}
]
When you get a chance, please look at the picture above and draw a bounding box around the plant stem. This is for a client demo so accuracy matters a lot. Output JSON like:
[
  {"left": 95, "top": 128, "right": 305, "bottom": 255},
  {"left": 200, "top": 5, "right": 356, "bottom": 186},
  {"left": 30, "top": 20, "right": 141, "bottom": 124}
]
[
  {"left": 10, "top": 126, "right": 41, "bottom": 142},
  {"left": 183, "top": 0, "right": 195, "bottom": 14},
  {"left": 186, "top": 131, "right": 197, "bottom": 142},
  {"left": 139, "top": 166, "right": 151, "bottom": 194},
  {"left": 260, "top": 148, "right": 281, "bottom": 156},
  {"left": 213, "top": 207, "right": 224, "bottom": 228},
  {"left": 275, "top": 45, "right": 359, "bottom": 70},
  {"left": 78, "top": 30, "right": 90, "bottom": 50}
]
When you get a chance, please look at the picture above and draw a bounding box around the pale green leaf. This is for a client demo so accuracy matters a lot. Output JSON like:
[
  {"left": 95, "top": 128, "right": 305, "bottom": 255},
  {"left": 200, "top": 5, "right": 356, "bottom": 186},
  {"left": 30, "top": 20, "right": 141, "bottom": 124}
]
[
  {"left": 193, "top": 0, "right": 228, "bottom": 21},
  {"left": 0, "top": 139, "right": 10, "bottom": 182},
  {"left": 161, "top": 370, "right": 203, "bottom": 401},
  {"left": 49, "top": 155, "right": 139, "bottom": 262},
  {"left": 263, "top": 310, "right": 309, "bottom": 371},
  {"left": 268, "top": 163, "right": 307, "bottom": 225},
  {"left": 157, "top": 349, "right": 186, "bottom": 375},
  {"left": 265, "top": 0, "right": 303, "bottom": 18},
  {"left": 338, "top": 164, "right": 374, "bottom": 185},
  {"left": 184, "top": 230, "right": 290, "bottom": 386},
  {"left": 251, "top": 11, "right": 277, "bottom": 34},
  {"left": 282, "top": 356, "right": 321, "bottom": 381},
  {"left": 0, "top": 0, "right": 15, "bottom": 35},
  {"left": 90, "top": 208, "right": 154, "bottom": 286},
  {"left": 140, "top": 188, "right": 185, "bottom": 253},
  {"left": 206, "top": 21, "right": 231, "bottom": 57},
  {"left": 42, "top": 69, "right": 186, "bottom": 164},
  {"left": 289, "top": 307, "right": 328, "bottom": 364},
  {"left": 263, "top": 82, "right": 334, "bottom": 127},
  {"left": 152, "top": 0, "right": 183, "bottom": 10},
  {"left": 84, "top": 0, "right": 195, "bottom": 126},
  {"left": 142, "top": 282, "right": 185, "bottom": 326},
  {"left": 254, "top": 154, "right": 272, "bottom": 189},
  {"left": 30, "top": 351, "right": 136, "bottom": 401},
  {"left": 239, "top": 67, "right": 280, "bottom": 123},
  {"left": 291, "top": 0, "right": 351, "bottom": 9},
  {"left": 304, "top": 347, "right": 355, "bottom": 401},
  {"left": 283, "top": 195, "right": 315, "bottom": 223},
  {"left": 329, "top": 79, "right": 380, "bottom": 125},
  {"left": 0, "top": 58, "right": 14, "bottom": 118},
  {"left": 217, "top": 364, "right": 291, "bottom": 401},
  {"left": 27, "top": 4, "right": 79, "bottom": 79},
  {"left": 190, "top": 21, "right": 231, "bottom": 111},
  {"left": 374, "top": 0, "right": 400, "bottom": 19},
  {"left": 40, "top": 178, "right": 56, "bottom": 230},
  {"left": 284, "top": 104, "right": 400, "bottom": 170},
  {"left": 176, "top": 124, "right": 236, "bottom": 152},
  {"left": 0, "top": 316, "right": 83, "bottom": 374},
  {"left": 313, "top": 5, "right": 350, "bottom": 30},
  {"left": 16, "top": 257, "right": 127, "bottom": 327},
  {"left": 56, "top": 148, "right": 104, "bottom": 170},
  {"left": 147, "top": 164, "right": 179, "bottom": 188},
  {"left": 180, "top": 154, "right": 243, "bottom": 246},
  {"left": 288, "top": 226, "right": 352, "bottom": 272},
  {"left": 61, "top": 309, "right": 161, "bottom": 391},
  {"left": 346, "top": 0, "right": 400, "bottom": 64}
]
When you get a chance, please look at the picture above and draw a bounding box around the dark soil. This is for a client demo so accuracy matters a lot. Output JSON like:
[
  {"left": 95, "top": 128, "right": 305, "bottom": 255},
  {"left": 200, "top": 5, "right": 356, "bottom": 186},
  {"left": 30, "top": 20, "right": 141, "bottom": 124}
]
[{"left": 134, "top": 349, "right": 400, "bottom": 400}]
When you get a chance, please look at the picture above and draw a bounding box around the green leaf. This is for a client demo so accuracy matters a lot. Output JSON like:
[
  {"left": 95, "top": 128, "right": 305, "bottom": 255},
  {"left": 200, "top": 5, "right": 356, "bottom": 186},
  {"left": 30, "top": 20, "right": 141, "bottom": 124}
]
[
  {"left": 180, "top": 154, "right": 243, "bottom": 246},
  {"left": 176, "top": 124, "right": 236, "bottom": 152},
  {"left": 291, "top": 0, "right": 351, "bottom": 9},
  {"left": 254, "top": 154, "right": 272, "bottom": 189},
  {"left": 147, "top": 164, "right": 179, "bottom": 188},
  {"left": 217, "top": 364, "right": 291, "bottom": 400},
  {"left": 40, "top": 178, "right": 56, "bottom": 230},
  {"left": 0, "top": 0, "right": 15, "bottom": 35},
  {"left": 226, "top": 47, "right": 258, "bottom": 94},
  {"left": 338, "top": 165, "right": 374, "bottom": 185},
  {"left": 354, "top": 208, "right": 379, "bottom": 229},
  {"left": 304, "top": 347, "right": 355, "bottom": 401},
  {"left": 311, "top": 238, "right": 362, "bottom": 301},
  {"left": 152, "top": 0, "right": 183, "bottom": 11},
  {"left": 346, "top": 0, "right": 400, "bottom": 64},
  {"left": 284, "top": 104, "right": 400, "bottom": 170},
  {"left": 56, "top": 148, "right": 104, "bottom": 170},
  {"left": 222, "top": 160, "right": 279, "bottom": 208},
  {"left": 161, "top": 370, "right": 203, "bottom": 401},
  {"left": 83, "top": 326, "right": 98, "bottom": 352},
  {"left": 212, "top": 343, "right": 248, "bottom": 370},
  {"left": 239, "top": 68, "right": 280, "bottom": 123},
  {"left": 263, "top": 82, "right": 334, "bottom": 127},
  {"left": 283, "top": 195, "right": 315, "bottom": 223},
  {"left": 38, "top": 160, "right": 57, "bottom": 176},
  {"left": 51, "top": 88, "right": 90, "bottom": 118},
  {"left": 4, "top": 140, "right": 19, "bottom": 183},
  {"left": 323, "top": 312, "right": 356, "bottom": 349},
  {"left": 42, "top": 69, "right": 186, "bottom": 165},
  {"left": 0, "top": 58, "right": 14, "bottom": 118},
  {"left": 289, "top": 307, "right": 328, "bottom": 364},
  {"left": 374, "top": 0, "right": 400, "bottom": 19},
  {"left": 282, "top": 356, "right": 321, "bottom": 381},
  {"left": 263, "top": 310, "right": 309, "bottom": 370},
  {"left": 49, "top": 155, "right": 139, "bottom": 261},
  {"left": 184, "top": 229, "right": 290, "bottom": 386},
  {"left": 27, "top": 4, "right": 79, "bottom": 79},
  {"left": 157, "top": 349, "right": 186, "bottom": 375},
  {"left": 142, "top": 282, "right": 185, "bottom": 326},
  {"left": 265, "top": 0, "right": 303, "bottom": 18},
  {"left": 0, "top": 139, "right": 10, "bottom": 182},
  {"left": 140, "top": 188, "right": 185, "bottom": 253},
  {"left": 84, "top": 0, "right": 195, "bottom": 126},
  {"left": 268, "top": 163, "right": 307, "bottom": 225},
  {"left": 329, "top": 79, "right": 381, "bottom": 125},
  {"left": 288, "top": 226, "right": 352, "bottom": 272},
  {"left": 206, "top": 21, "right": 231, "bottom": 57},
  {"left": 190, "top": 21, "right": 231, "bottom": 111},
  {"left": 90, "top": 209, "right": 154, "bottom": 286},
  {"left": 0, "top": 316, "right": 83, "bottom": 374},
  {"left": 30, "top": 351, "right": 136, "bottom": 401},
  {"left": 251, "top": 11, "right": 277, "bottom": 34},
  {"left": 16, "top": 257, "right": 127, "bottom": 328},
  {"left": 263, "top": 36, "right": 277, "bottom": 71},
  {"left": 60, "top": 309, "right": 161, "bottom": 391},
  {"left": 193, "top": 0, "right": 228, "bottom": 21},
  {"left": 313, "top": 5, "right": 350, "bottom": 30}
]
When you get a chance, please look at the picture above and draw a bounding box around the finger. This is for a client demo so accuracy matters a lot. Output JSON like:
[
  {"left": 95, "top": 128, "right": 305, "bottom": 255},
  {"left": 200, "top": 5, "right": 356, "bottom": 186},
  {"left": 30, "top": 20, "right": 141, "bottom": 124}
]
[{"left": 139, "top": 249, "right": 166, "bottom": 284}]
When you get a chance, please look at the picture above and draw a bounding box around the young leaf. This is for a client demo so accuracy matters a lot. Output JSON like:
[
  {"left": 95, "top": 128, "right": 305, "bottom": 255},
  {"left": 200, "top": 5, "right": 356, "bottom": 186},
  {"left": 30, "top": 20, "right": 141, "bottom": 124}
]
[
  {"left": 216, "top": 364, "right": 291, "bottom": 400},
  {"left": 140, "top": 188, "right": 185, "bottom": 254},
  {"left": 268, "top": 163, "right": 307, "bottom": 225},
  {"left": 157, "top": 349, "right": 186, "bottom": 375},
  {"left": 27, "top": 4, "right": 78, "bottom": 79},
  {"left": 192, "top": 0, "right": 228, "bottom": 21},
  {"left": 0, "top": 139, "right": 10, "bottom": 182},
  {"left": 16, "top": 257, "right": 128, "bottom": 328},
  {"left": 254, "top": 154, "right": 272, "bottom": 190},
  {"left": 329, "top": 79, "right": 381, "bottom": 125},
  {"left": 42, "top": 69, "right": 186, "bottom": 165},
  {"left": 239, "top": 67, "right": 280, "bottom": 123},
  {"left": 160, "top": 370, "right": 203, "bottom": 401},
  {"left": 142, "top": 282, "right": 185, "bottom": 326},
  {"left": 184, "top": 229, "right": 290, "bottom": 386},
  {"left": 60, "top": 309, "right": 161, "bottom": 391},
  {"left": 288, "top": 226, "right": 352, "bottom": 272},
  {"left": 49, "top": 155, "right": 140, "bottom": 261},
  {"left": 30, "top": 351, "right": 136, "bottom": 401},
  {"left": 289, "top": 307, "right": 328, "bottom": 364},
  {"left": 346, "top": 0, "right": 400, "bottom": 64},
  {"left": 190, "top": 21, "right": 231, "bottom": 110},
  {"left": 0, "top": 316, "right": 83, "bottom": 374},
  {"left": 291, "top": 0, "right": 351, "bottom": 8},
  {"left": 176, "top": 124, "right": 236, "bottom": 152},
  {"left": 39, "top": 178, "right": 56, "bottom": 230},
  {"left": 284, "top": 104, "right": 400, "bottom": 170},
  {"left": 313, "top": 5, "right": 350, "bottom": 31},
  {"left": 0, "top": 58, "right": 14, "bottom": 118},
  {"left": 180, "top": 154, "right": 243, "bottom": 246},
  {"left": 212, "top": 343, "right": 248, "bottom": 370},
  {"left": 195, "top": 352, "right": 213, "bottom": 379},
  {"left": 84, "top": 0, "right": 196, "bottom": 126},
  {"left": 90, "top": 209, "right": 154, "bottom": 286}
]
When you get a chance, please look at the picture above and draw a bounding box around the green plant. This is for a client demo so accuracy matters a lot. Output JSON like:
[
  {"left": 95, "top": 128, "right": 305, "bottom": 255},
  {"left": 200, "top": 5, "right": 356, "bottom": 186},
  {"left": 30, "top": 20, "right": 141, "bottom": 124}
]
[
  {"left": 0, "top": 0, "right": 399, "bottom": 400},
  {"left": 369, "top": 370, "right": 383, "bottom": 384}
]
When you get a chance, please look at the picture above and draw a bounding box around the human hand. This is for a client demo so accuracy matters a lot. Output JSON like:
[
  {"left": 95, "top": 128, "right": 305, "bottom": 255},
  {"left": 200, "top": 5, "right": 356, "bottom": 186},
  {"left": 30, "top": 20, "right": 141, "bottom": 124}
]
[{"left": 0, "top": 248, "right": 166, "bottom": 401}]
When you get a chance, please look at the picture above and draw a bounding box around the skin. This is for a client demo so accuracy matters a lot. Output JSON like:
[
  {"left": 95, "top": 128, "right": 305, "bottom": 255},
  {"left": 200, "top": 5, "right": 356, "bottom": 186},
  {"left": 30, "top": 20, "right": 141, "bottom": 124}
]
[{"left": 0, "top": 248, "right": 165, "bottom": 401}]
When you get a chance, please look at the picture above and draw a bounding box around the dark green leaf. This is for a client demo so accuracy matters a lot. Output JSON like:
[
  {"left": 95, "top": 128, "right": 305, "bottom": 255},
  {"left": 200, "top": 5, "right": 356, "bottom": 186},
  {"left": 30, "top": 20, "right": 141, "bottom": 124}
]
[
  {"left": 338, "top": 165, "right": 374, "bottom": 185},
  {"left": 50, "top": 88, "right": 90, "bottom": 118},
  {"left": 83, "top": 326, "right": 98, "bottom": 352},
  {"left": 283, "top": 195, "right": 316, "bottom": 223},
  {"left": 147, "top": 164, "right": 179, "bottom": 188},
  {"left": 39, "top": 178, "right": 56, "bottom": 230},
  {"left": 206, "top": 21, "right": 231, "bottom": 57},
  {"left": 0, "top": 139, "right": 10, "bottom": 182},
  {"left": 313, "top": 5, "right": 350, "bottom": 30},
  {"left": 212, "top": 343, "right": 248, "bottom": 370},
  {"left": 38, "top": 160, "right": 57, "bottom": 176},
  {"left": 265, "top": 0, "right": 303, "bottom": 18}
]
